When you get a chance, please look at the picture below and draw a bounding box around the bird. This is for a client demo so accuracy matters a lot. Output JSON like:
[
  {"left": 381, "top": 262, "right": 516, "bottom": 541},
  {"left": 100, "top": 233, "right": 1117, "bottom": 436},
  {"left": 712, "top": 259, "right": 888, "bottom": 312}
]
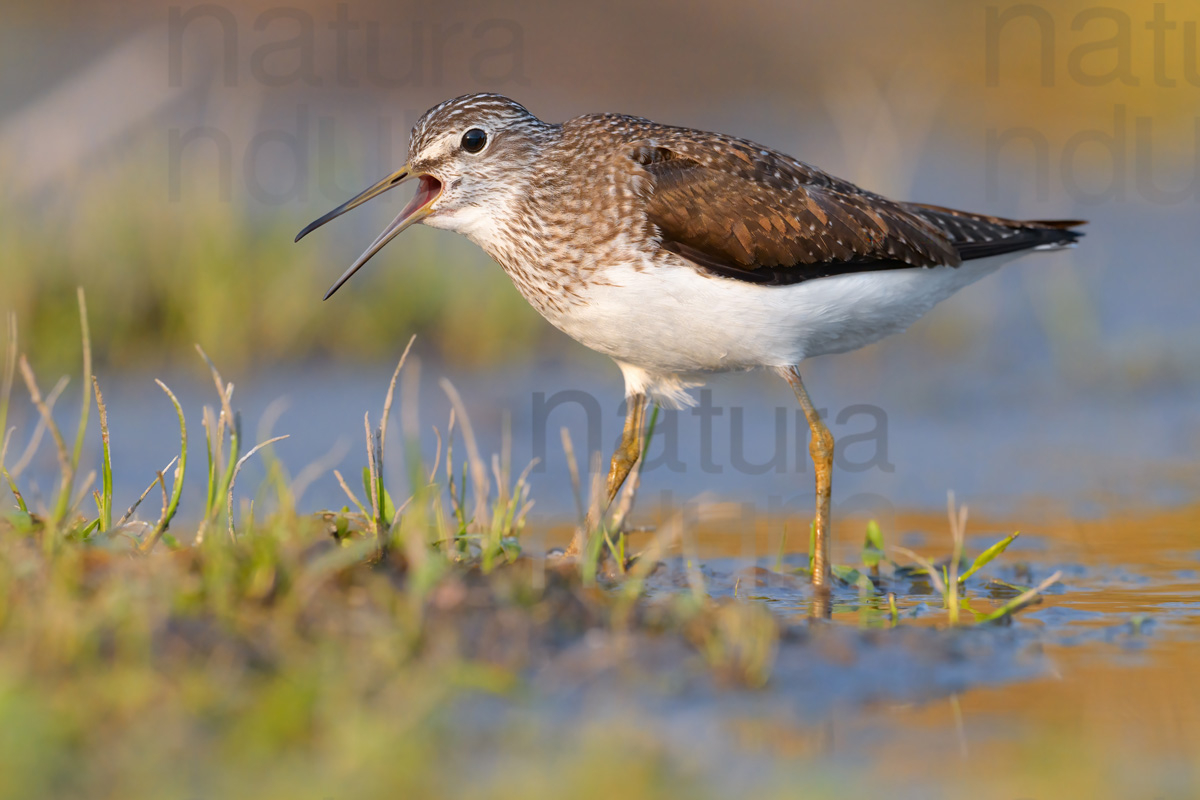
[{"left": 295, "top": 93, "right": 1084, "bottom": 597}]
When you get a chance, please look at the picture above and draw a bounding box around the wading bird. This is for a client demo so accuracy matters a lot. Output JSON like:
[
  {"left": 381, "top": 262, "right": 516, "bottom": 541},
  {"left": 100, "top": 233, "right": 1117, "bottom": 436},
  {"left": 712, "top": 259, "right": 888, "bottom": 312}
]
[{"left": 296, "top": 94, "right": 1083, "bottom": 596}]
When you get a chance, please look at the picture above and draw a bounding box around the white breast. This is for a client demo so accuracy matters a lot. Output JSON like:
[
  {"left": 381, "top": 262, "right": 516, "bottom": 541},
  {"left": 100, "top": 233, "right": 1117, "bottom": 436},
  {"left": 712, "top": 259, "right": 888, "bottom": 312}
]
[{"left": 541, "top": 253, "right": 1022, "bottom": 404}]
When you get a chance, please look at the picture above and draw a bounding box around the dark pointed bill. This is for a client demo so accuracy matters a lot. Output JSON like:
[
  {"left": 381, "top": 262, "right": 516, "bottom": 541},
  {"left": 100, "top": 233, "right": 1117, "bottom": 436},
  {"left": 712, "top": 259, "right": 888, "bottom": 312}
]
[{"left": 293, "top": 163, "right": 442, "bottom": 300}]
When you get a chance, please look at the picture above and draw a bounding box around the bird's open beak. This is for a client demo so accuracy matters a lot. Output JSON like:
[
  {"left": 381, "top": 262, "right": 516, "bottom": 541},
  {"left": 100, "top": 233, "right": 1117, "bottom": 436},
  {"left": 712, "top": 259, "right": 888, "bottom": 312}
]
[{"left": 294, "top": 163, "right": 443, "bottom": 300}]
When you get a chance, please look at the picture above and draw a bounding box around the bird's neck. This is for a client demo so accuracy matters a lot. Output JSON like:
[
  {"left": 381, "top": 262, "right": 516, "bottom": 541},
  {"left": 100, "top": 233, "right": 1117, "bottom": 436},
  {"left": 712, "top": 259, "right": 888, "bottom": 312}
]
[
  {"left": 427, "top": 186, "right": 532, "bottom": 267},
  {"left": 434, "top": 139, "right": 642, "bottom": 319}
]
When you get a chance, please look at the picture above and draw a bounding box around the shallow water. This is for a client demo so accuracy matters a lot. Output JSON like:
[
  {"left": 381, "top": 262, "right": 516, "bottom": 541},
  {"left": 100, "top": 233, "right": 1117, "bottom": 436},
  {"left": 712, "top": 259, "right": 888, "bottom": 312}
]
[
  {"left": 9, "top": 341, "right": 1197, "bottom": 532},
  {"left": 448, "top": 507, "right": 1200, "bottom": 798}
]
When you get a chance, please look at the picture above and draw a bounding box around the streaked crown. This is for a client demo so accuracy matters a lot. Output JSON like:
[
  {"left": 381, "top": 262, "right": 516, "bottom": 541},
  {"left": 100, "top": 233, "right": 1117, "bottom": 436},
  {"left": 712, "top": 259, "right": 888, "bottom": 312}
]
[{"left": 409, "top": 93, "right": 548, "bottom": 157}]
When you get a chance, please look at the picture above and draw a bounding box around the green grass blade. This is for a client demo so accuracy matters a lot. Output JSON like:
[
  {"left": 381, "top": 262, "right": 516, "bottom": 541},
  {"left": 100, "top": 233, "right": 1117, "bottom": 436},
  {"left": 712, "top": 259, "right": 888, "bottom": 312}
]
[
  {"left": 17, "top": 356, "right": 73, "bottom": 529},
  {"left": 808, "top": 520, "right": 816, "bottom": 571},
  {"left": 217, "top": 410, "right": 241, "bottom": 517},
  {"left": 196, "top": 346, "right": 240, "bottom": 530},
  {"left": 958, "top": 532, "right": 1020, "bottom": 585},
  {"left": 0, "top": 429, "right": 10, "bottom": 483},
  {"left": 91, "top": 376, "right": 112, "bottom": 533},
  {"left": 333, "top": 469, "right": 369, "bottom": 519},
  {"left": 227, "top": 435, "right": 289, "bottom": 542},
  {"left": 0, "top": 313, "right": 15, "bottom": 457},
  {"left": 361, "top": 466, "right": 374, "bottom": 519},
  {"left": 140, "top": 380, "right": 188, "bottom": 553},
  {"left": 202, "top": 406, "right": 217, "bottom": 520},
  {"left": 66, "top": 288, "right": 92, "bottom": 507},
  {"left": 47, "top": 289, "right": 93, "bottom": 525},
  {"left": 979, "top": 570, "right": 1062, "bottom": 623},
  {"left": 862, "top": 519, "right": 885, "bottom": 569},
  {"left": 642, "top": 403, "right": 661, "bottom": 454},
  {"left": 2, "top": 467, "right": 27, "bottom": 513}
]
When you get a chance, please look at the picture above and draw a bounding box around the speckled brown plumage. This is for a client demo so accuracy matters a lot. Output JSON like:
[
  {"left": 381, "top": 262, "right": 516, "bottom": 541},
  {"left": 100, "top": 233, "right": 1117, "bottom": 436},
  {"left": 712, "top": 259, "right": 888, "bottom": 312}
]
[
  {"left": 301, "top": 92, "right": 1088, "bottom": 359},
  {"left": 399, "top": 96, "right": 1085, "bottom": 304},
  {"left": 574, "top": 113, "right": 1084, "bottom": 287}
]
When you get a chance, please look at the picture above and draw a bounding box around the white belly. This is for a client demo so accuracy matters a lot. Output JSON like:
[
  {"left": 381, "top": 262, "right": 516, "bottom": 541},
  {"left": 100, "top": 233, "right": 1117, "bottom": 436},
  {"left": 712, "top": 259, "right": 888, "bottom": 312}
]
[{"left": 552, "top": 255, "right": 1018, "bottom": 374}]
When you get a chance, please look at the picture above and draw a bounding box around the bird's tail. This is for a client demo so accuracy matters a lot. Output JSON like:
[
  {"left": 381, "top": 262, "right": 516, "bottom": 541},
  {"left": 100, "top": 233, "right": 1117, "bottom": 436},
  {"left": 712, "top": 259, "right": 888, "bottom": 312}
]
[{"left": 905, "top": 203, "right": 1087, "bottom": 261}]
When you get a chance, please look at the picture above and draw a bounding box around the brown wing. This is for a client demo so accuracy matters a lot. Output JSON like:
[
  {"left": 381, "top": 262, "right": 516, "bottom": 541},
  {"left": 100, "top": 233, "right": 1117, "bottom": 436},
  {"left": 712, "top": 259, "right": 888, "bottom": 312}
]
[
  {"left": 630, "top": 138, "right": 1084, "bottom": 285},
  {"left": 631, "top": 140, "right": 961, "bottom": 285}
]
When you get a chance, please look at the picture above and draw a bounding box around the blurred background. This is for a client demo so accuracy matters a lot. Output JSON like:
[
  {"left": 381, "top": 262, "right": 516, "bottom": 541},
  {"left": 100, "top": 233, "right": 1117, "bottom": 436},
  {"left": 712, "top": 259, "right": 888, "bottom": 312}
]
[{"left": 2, "top": 0, "right": 1198, "bottom": 524}]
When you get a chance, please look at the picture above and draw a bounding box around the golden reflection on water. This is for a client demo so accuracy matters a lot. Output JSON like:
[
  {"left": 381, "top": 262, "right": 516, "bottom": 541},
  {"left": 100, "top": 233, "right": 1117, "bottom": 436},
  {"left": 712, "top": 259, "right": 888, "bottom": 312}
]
[
  {"left": 870, "top": 507, "right": 1197, "bottom": 798},
  {"left": 574, "top": 503, "right": 1200, "bottom": 796},
  {"left": 718, "top": 504, "right": 1199, "bottom": 797}
]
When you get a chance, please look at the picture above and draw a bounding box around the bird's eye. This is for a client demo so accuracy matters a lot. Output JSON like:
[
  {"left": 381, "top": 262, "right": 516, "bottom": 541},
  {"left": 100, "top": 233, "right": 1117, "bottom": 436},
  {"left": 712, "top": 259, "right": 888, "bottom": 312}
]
[{"left": 461, "top": 128, "right": 488, "bottom": 154}]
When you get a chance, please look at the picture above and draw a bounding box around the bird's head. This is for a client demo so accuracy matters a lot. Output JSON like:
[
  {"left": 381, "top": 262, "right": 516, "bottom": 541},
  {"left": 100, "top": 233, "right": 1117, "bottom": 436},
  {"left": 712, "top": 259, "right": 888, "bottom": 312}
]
[{"left": 295, "top": 93, "right": 551, "bottom": 300}]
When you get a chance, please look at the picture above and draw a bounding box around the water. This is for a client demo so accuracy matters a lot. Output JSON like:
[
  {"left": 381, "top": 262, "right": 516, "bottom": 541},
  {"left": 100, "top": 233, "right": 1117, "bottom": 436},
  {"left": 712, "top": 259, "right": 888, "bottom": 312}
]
[
  {"left": 447, "top": 506, "right": 1200, "bottom": 797},
  {"left": 8, "top": 326, "right": 1196, "bottom": 530}
]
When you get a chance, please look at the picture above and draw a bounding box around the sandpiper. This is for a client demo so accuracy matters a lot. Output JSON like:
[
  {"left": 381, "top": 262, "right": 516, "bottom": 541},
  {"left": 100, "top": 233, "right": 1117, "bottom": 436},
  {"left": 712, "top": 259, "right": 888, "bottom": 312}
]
[{"left": 296, "top": 93, "right": 1084, "bottom": 592}]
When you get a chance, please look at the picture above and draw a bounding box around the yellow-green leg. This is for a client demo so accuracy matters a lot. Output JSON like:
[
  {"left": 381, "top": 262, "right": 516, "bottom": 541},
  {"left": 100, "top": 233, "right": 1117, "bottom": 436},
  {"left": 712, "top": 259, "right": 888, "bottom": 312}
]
[
  {"left": 606, "top": 393, "right": 648, "bottom": 502},
  {"left": 782, "top": 367, "right": 834, "bottom": 595},
  {"left": 564, "top": 393, "right": 647, "bottom": 557}
]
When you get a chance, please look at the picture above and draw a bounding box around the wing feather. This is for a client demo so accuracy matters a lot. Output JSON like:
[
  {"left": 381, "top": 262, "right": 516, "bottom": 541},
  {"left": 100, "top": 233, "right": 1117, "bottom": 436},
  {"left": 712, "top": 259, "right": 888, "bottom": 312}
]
[
  {"left": 631, "top": 142, "right": 959, "bottom": 285},
  {"left": 628, "top": 139, "right": 1083, "bottom": 285}
]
